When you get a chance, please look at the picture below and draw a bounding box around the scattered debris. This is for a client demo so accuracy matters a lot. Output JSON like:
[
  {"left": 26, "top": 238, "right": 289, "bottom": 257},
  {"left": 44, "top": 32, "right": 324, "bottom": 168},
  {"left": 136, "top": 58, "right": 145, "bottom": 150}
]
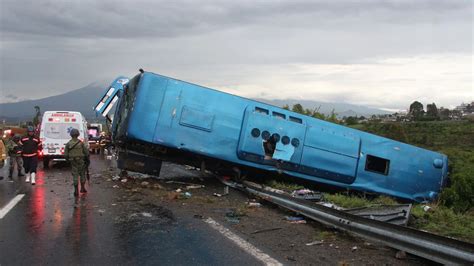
[
  {"left": 225, "top": 211, "right": 243, "bottom": 224},
  {"left": 395, "top": 250, "right": 407, "bottom": 260},
  {"left": 112, "top": 176, "right": 121, "bottom": 181},
  {"left": 291, "top": 220, "right": 307, "bottom": 224},
  {"left": 186, "top": 185, "right": 204, "bottom": 189},
  {"left": 184, "top": 165, "right": 196, "bottom": 170},
  {"left": 291, "top": 189, "right": 323, "bottom": 201},
  {"left": 422, "top": 205, "right": 432, "bottom": 212},
  {"left": 318, "top": 202, "right": 343, "bottom": 210},
  {"left": 213, "top": 193, "right": 223, "bottom": 197},
  {"left": 247, "top": 202, "right": 261, "bottom": 208},
  {"left": 112, "top": 185, "right": 120, "bottom": 188},
  {"left": 141, "top": 212, "right": 152, "bottom": 218},
  {"left": 98, "top": 209, "right": 106, "bottom": 213},
  {"left": 306, "top": 240, "right": 324, "bottom": 246},
  {"left": 175, "top": 188, "right": 182, "bottom": 193},
  {"left": 183, "top": 192, "right": 192, "bottom": 198},
  {"left": 285, "top": 216, "right": 306, "bottom": 223},
  {"left": 351, "top": 246, "right": 358, "bottom": 252},
  {"left": 223, "top": 186, "right": 229, "bottom": 195},
  {"left": 141, "top": 181, "right": 150, "bottom": 188},
  {"left": 251, "top": 227, "right": 283, "bottom": 234},
  {"left": 121, "top": 179, "right": 128, "bottom": 183}
]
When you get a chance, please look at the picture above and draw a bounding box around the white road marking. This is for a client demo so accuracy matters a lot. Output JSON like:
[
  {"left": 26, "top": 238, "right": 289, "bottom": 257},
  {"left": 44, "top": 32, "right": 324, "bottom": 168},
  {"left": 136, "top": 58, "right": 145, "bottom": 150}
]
[
  {"left": 204, "top": 217, "right": 283, "bottom": 266},
  {"left": 0, "top": 194, "right": 25, "bottom": 219}
]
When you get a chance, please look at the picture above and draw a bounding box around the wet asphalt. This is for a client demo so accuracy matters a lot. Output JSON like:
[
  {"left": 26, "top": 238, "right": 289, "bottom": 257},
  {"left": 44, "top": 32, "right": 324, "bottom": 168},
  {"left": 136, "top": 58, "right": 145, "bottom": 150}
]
[{"left": 0, "top": 155, "right": 261, "bottom": 266}]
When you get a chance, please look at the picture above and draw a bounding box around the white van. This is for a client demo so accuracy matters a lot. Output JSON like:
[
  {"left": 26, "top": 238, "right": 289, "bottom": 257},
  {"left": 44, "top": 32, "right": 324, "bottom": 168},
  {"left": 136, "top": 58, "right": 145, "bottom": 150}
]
[{"left": 39, "top": 111, "right": 88, "bottom": 168}]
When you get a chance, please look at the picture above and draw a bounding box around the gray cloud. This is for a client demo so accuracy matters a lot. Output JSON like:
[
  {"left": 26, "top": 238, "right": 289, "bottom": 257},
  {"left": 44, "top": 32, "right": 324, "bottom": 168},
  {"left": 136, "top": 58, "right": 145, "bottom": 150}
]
[{"left": 0, "top": 0, "right": 472, "bottom": 108}]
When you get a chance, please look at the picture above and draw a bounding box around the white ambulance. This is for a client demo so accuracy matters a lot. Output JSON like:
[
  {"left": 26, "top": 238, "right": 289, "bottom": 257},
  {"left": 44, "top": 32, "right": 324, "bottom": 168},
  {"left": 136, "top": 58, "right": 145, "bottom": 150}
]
[{"left": 39, "top": 111, "right": 88, "bottom": 168}]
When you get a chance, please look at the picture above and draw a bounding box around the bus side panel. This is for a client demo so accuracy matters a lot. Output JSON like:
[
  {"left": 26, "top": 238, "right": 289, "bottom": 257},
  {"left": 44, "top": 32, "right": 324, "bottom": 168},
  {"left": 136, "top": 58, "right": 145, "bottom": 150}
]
[
  {"left": 127, "top": 74, "right": 168, "bottom": 142},
  {"left": 153, "top": 78, "right": 246, "bottom": 162}
]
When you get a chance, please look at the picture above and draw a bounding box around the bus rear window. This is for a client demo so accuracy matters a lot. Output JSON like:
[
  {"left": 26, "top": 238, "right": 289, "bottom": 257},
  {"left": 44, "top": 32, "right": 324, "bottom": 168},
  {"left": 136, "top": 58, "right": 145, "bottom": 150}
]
[{"left": 44, "top": 123, "right": 80, "bottom": 139}]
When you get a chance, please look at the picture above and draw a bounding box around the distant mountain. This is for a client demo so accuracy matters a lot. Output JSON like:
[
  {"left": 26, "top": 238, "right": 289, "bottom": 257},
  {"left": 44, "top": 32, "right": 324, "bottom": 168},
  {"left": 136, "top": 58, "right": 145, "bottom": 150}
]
[
  {"left": 1, "top": 83, "right": 390, "bottom": 123},
  {"left": 254, "top": 98, "right": 390, "bottom": 117},
  {"left": 0, "top": 82, "right": 107, "bottom": 123}
]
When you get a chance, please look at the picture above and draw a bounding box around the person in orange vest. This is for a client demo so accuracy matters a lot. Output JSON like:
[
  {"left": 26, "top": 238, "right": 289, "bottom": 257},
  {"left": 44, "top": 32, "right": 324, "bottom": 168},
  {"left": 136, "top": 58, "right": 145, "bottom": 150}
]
[{"left": 20, "top": 126, "right": 42, "bottom": 185}]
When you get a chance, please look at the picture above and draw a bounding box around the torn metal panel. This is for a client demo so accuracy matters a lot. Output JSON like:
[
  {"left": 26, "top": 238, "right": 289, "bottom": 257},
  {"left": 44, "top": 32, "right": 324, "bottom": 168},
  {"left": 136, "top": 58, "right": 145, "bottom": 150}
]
[{"left": 344, "top": 204, "right": 412, "bottom": 226}]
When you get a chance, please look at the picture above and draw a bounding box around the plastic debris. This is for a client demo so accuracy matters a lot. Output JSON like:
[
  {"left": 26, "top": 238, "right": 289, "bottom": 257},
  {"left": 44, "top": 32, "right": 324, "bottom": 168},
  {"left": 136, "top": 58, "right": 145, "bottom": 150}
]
[
  {"left": 225, "top": 217, "right": 240, "bottom": 224},
  {"left": 175, "top": 188, "right": 182, "bottom": 193},
  {"left": 422, "top": 205, "right": 432, "bottom": 212},
  {"left": 247, "top": 202, "right": 261, "bottom": 207},
  {"left": 351, "top": 246, "right": 358, "bottom": 252},
  {"left": 141, "top": 212, "right": 152, "bottom": 218},
  {"left": 141, "top": 181, "right": 150, "bottom": 187},
  {"left": 223, "top": 186, "right": 229, "bottom": 195},
  {"left": 183, "top": 192, "right": 192, "bottom": 198},
  {"left": 291, "top": 189, "right": 323, "bottom": 201},
  {"left": 121, "top": 179, "right": 128, "bottom": 183},
  {"left": 112, "top": 176, "right": 120, "bottom": 181},
  {"left": 306, "top": 240, "right": 324, "bottom": 246},
  {"left": 285, "top": 216, "right": 305, "bottom": 222},
  {"left": 112, "top": 185, "right": 119, "bottom": 188},
  {"left": 186, "top": 185, "right": 204, "bottom": 189},
  {"left": 319, "top": 202, "right": 344, "bottom": 210},
  {"left": 213, "top": 193, "right": 223, "bottom": 197},
  {"left": 290, "top": 220, "right": 307, "bottom": 224}
]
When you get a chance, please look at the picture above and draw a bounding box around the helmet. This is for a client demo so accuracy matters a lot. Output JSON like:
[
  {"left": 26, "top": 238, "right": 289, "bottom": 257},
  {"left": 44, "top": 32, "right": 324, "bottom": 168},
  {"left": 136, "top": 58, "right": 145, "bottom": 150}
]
[
  {"left": 70, "top": 128, "right": 80, "bottom": 137},
  {"left": 13, "top": 134, "right": 21, "bottom": 142},
  {"left": 27, "top": 126, "right": 35, "bottom": 133}
]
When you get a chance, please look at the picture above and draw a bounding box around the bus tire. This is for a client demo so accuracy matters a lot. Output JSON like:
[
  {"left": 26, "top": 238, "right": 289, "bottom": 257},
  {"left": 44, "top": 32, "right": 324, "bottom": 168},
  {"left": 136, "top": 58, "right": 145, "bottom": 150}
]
[{"left": 43, "top": 157, "right": 50, "bottom": 169}]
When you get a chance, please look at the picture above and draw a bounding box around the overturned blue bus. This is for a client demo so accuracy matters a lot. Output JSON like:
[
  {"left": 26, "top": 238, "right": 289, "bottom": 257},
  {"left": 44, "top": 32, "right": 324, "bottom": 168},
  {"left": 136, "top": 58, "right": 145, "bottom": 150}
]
[{"left": 95, "top": 71, "right": 448, "bottom": 202}]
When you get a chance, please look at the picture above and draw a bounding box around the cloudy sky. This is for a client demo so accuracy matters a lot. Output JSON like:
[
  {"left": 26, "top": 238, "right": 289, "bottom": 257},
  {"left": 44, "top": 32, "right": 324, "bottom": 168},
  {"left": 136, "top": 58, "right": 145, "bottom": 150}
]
[{"left": 0, "top": 0, "right": 472, "bottom": 110}]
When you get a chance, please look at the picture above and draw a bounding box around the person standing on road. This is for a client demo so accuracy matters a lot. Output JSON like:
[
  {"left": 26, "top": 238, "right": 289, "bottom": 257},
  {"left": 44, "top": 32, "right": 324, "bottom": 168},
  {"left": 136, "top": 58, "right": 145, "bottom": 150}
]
[
  {"left": 64, "top": 128, "right": 90, "bottom": 197},
  {"left": 20, "top": 126, "right": 42, "bottom": 185},
  {"left": 0, "top": 136, "right": 6, "bottom": 181},
  {"left": 6, "top": 134, "right": 24, "bottom": 181}
]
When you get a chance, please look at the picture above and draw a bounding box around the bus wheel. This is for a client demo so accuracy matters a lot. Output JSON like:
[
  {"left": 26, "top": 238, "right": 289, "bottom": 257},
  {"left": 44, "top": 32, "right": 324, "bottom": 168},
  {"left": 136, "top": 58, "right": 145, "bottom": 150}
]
[{"left": 43, "top": 158, "right": 50, "bottom": 169}]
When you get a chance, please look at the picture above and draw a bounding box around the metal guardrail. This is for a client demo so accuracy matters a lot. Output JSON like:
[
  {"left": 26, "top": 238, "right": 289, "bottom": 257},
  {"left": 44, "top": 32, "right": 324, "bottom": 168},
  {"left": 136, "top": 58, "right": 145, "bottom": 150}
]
[{"left": 223, "top": 180, "right": 474, "bottom": 265}]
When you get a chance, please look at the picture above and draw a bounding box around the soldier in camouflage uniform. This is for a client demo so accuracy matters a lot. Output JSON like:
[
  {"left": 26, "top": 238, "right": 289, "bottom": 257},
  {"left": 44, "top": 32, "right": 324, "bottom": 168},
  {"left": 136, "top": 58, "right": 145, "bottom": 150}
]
[
  {"left": 64, "top": 128, "right": 90, "bottom": 197},
  {"left": 6, "top": 134, "right": 24, "bottom": 180}
]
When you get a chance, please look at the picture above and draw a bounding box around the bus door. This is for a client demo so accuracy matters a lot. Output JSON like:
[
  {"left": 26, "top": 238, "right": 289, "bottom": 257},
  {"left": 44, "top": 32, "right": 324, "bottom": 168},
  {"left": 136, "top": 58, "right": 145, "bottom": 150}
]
[
  {"left": 299, "top": 125, "right": 361, "bottom": 184},
  {"left": 94, "top": 76, "right": 129, "bottom": 118}
]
